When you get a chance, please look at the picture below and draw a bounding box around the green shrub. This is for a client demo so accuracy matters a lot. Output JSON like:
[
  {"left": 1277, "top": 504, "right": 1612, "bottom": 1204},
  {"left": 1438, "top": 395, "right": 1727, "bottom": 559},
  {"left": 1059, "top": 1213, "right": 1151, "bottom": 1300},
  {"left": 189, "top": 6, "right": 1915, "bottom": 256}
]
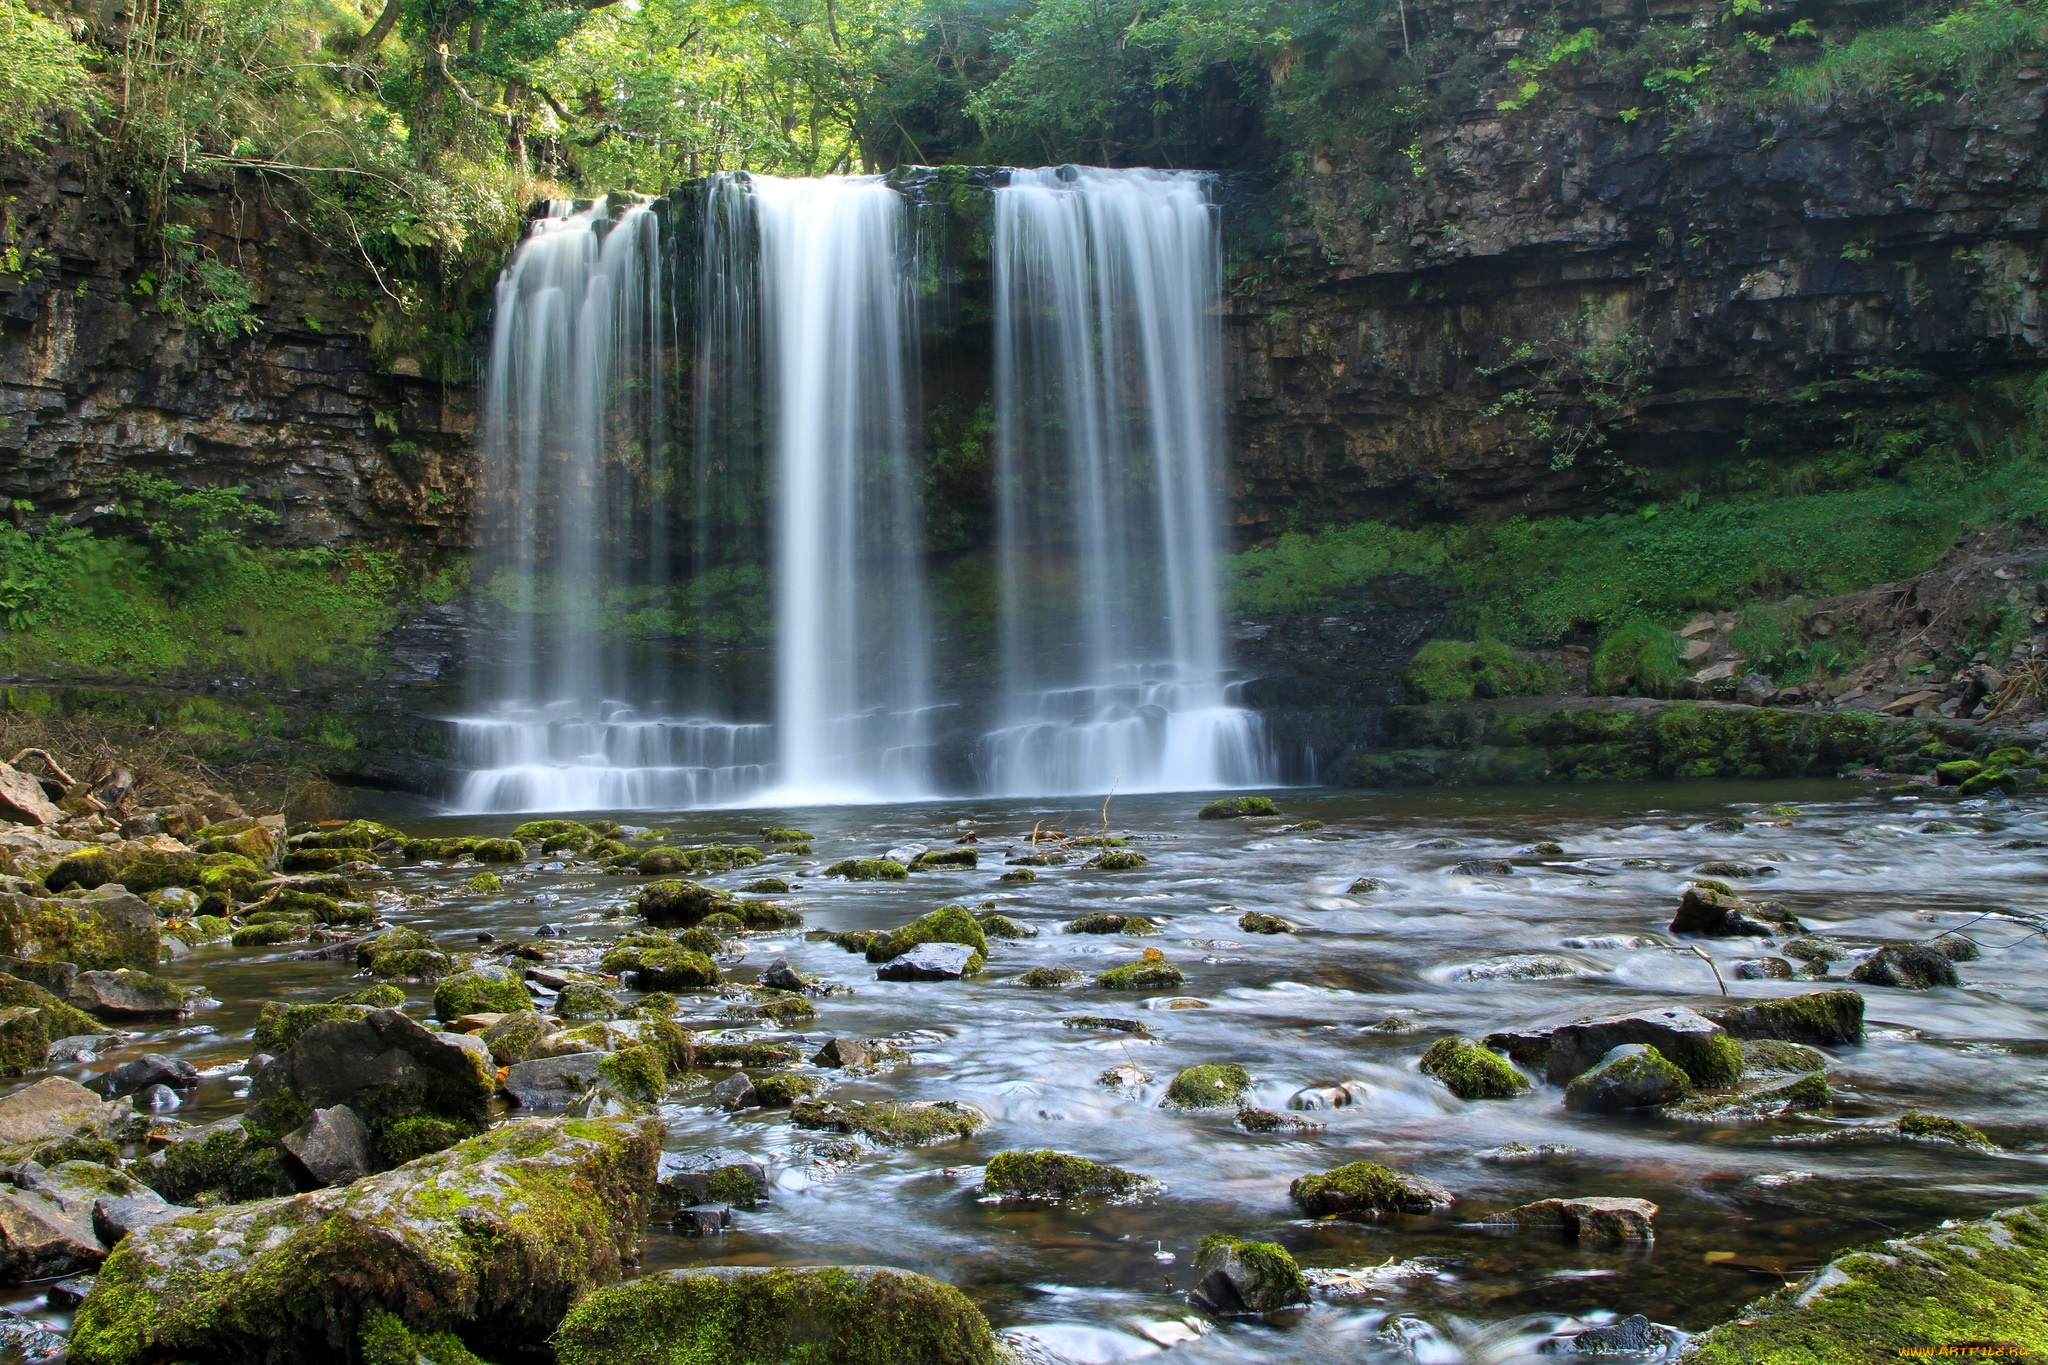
[
  {"left": 1590, "top": 619, "right": 1686, "bottom": 696},
  {"left": 1405, "top": 640, "right": 1561, "bottom": 702}
]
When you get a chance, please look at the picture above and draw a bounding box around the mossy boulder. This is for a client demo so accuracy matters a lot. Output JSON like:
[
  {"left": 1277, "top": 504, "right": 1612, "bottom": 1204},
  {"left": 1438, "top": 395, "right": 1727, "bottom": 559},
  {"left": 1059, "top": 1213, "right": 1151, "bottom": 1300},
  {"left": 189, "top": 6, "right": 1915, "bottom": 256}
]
[
  {"left": 1095, "top": 950, "right": 1184, "bottom": 991},
  {"left": 0, "top": 1005, "right": 46, "bottom": 1076},
  {"left": 554, "top": 982, "right": 618, "bottom": 1020},
  {"left": 357, "top": 927, "right": 460, "bottom": 982},
  {"left": 1236, "top": 910, "right": 1290, "bottom": 934},
  {"left": 1670, "top": 883, "right": 1803, "bottom": 937},
  {"left": 1289, "top": 1161, "right": 1454, "bottom": 1216},
  {"left": 0, "top": 889, "right": 160, "bottom": 972},
  {"left": 1198, "top": 797, "right": 1280, "bottom": 820},
  {"left": 597, "top": 1045, "right": 669, "bottom": 1102},
  {"left": 789, "top": 1099, "right": 986, "bottom": 1146},
  {"left": 823, "top": 859, "right": 909, "bottom": 881},
  {"left": 1016, "top": 967, "right": 1082, "bottom": 987},
  {"left": 909, "top": 848, "right": 977, "bottom": 870},
  {"left": 1064, "top": 912, "right": 1156, "bottom": 935},
  {"left": 1163, "top": 1064, "right": 1250, "bottom": 1109},
  {"left": 633, "top": 880, "right": 739, "bottom": 927},
  {"left": 1188, "top": 1233, "right": 1308, "bottom": 1316},
  {"left": 431, "top": 964, "right": 533, "bottom": 1021},
  {"left": 1562, "top": 1044, "right": 1694, "bottom": 1112},
  {"left": 553, "top": 1264, "right": 996, "bottom": 1365},
  {"left": 736, "top": 900, "right": 802, "bottom": 930},
  {"left": 1419, "top": 1039, "right": 1530, "bottom": 1099},
  {"left": 1896, "top": 1111, "right": 1998, "bottom": 1149},
  {"left": 1685, "top": 1201, "right": 2048, "bottom": 1365},
  {"left": 1086, "top": 850, "right": 1148, "bottom": 871},
  {"left": 282, "top": 848, "right": 347, "bottom": 873},
  {"left": 1538, "top": 1006, "right": 1741, "bottom": 1088},
  {"left": 983, "top": 1149, "right": 1158, "bottom": 1202},
  {"left": 468, "top": 838, "right": 525, "bottom": 864},
  {"left": 511, "top": 819, "right": 594, "bottom": 853},
  {"left": 863, "top": 906, "right": 987, "bottom": 971},
  {"left": 245, "top": 1008, "right": 494, "bottom": 1162},
  {"left": 139, "top": 1119, "right": 291, "bottom": 1205},
  {"left": 43, "top": 847, "right": 123, "bottom": 892},
  {"left": 750, "top": 1072, "right": 823, "bottom": 1107},
  {"left": 0, "top": 972, "right": 99, "bottom": 1039},
  {"left": 1708, "top": 989, "right": 1865, "bottom": 1046},
  {"left": 74, "top": 1117, "right": 660, "bottom": 1365},
  {"left": 196, "top": 820, "right": 279, "bottom": 864},
  {"left": 358, "top": 1309, "right": 487, "bottom": 1365},
  {"left": 1405, "top": 639, "right": 1561, "bottom": 704},
  {"left": 1849, "top": 942, "right": 1961, "bottom": 989},
  {"left": 600, "top": 937, "right": 719, "bottom": 990},
  {"left": 292, "top": 821, "right": 401, "bottom": 850},
  {"left": 253, "top": 1002, "right": 375, "bottom": 1054}
]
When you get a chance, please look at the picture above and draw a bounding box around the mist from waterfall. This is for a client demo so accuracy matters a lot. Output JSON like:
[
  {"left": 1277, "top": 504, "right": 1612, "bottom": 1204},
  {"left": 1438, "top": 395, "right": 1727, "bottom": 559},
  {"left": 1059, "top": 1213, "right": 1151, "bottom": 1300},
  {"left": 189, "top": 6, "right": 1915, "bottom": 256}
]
[
  {"left": 981, "top": 167, "right": 1274, "bottom": 796},
  {"left": 751, "top": 174, "right": 937, "bottom": 802}
]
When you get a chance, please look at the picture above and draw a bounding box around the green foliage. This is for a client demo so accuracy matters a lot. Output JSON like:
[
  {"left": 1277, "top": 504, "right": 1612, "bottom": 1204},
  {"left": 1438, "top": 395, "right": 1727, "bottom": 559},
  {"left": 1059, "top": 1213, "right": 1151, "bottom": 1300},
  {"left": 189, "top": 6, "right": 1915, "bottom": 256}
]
[
  {"left": 0, "top": 0, "right": 99, "bottom": 151},
  {"left": 1590, "top": 620, "right": 1685, "bottom": 697},
  {"left": 1405, "top": 640, "right": 1561, "bottom": 703},
  {"left": 1765, "top": 0, "right": 2048, "bottom": 107}
]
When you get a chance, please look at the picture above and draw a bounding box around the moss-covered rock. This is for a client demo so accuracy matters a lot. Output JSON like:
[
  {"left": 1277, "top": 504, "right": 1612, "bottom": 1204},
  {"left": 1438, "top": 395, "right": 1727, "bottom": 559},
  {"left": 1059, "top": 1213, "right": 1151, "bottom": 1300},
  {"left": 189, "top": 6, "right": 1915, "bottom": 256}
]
[
  {"left": 909, "top": 848, "right": 977, "bottom": 870},
  {"left": 1086, "top": 850, "right": 1148, "bottom": 870},
  {"left": 469, "top": 838, "right": 525, "bottom": 864},
  {"left": 759, "top": 827, "right": 815, "bottom": 844},
  {"left": 823, "top": 859, "right": 909, "bottom": 880},
  {"left": 358, "top": 1308, "right": 487, "bottom": 1365},
  {"left": 1685, "top": 1201, "right": 2048, "bottom": 1365},
  {"left": 1236, "top": 910, "right": 1290, "bottom": 934},
  {"left": 972, "top": 911, "right": 1033, "bottom": 939},
  {"left": 633, "top": 880, "right": 739, "bottom": 927},
  {"left": 1015, "top": 967, "right": 1082, "bottom": 987},
  {"left": 511, "top": 820, "right": 593, "bottom": 853},
  {"left": 1289, "top": 1161, "right": 1454, "bottom": 1216},
  {"left": 597, "top": 1045, "right": 669, "bottom": 1102},
  {"left": 1095, "top": 950, "right": 1184, "bottom": 991},
  {"left": 1896, "top": 1111, "right": 1998, "bottom": 1149},
  {"left": 553, "top": 1264, "right": 996, "bottom": 1365},
  {"left": 982, "top": 1149, "right": 1158, "bottom": 1202},
  {"left": 1188, "top": 1233, "right": 1308, "bottom": 1315},
  {"left": 1405, "top": 639, "right": 1562, "bottom": 704},
  {"left": 1849, "top": 942, "right": 1961, "bottom": 989},
  {"left": 0, "top": 889, "right": 160, "bottom": 972},
  {"left": 789, "top": 1099, "right": 985, "bottom": 1146},
  {"left": 1419, "top": 1038, "right": 1530, "bottom": 1099},
  {"left": 736, "top": 900, "right": 803, "bottom": 930},
  {"left": 139, "top": 1119, "right": 292, "bottom": 1205},
  {"left": 0, "top": 972, "right": 99, "bottom": 1039},
  {"left": 750, "top": 1072, "right": 823, "bottom": 1108},
  {"left": 245, "top": 1008, "right": 494, "bottom": 1162},
  {"left": 1198, "top": 797, "right": 1280, "bottom": 820},
  {"left": 1563, "top": 1044, "right": 1694, "bottom": 1112},
  {"left": 1164, "top": 1064, "right": 1251, "bottom": 1109},
  {"left": 864, "top": 906, "right": 987, "bottom": 971},
  {"left": 1708, "top": 989, "right": 1865, "bottom": 1046},
  {"left": 741, "top": 877, "right": 791, "bottom": 894},
  {"left": 293, "top": 821, "right": 401, "bottom": 851},
  {"left": 357, "top": 927, "right": 460, "bottom": 982},
  {"left": 333, "top": 984, "right": 407, "bottom": 1008},
  {"left": 600, "top": 937, "right": 719, "bottom": 991},
  {"left": 1064, "top": 911, "right": 1157, "bottom": 935},
  {"left": 636, "top": 845, "right": 763, "bottom": 875},
  {"left": 0, "top": 1005, "right": 46, "bottom": 1075},
  {"left": 282, "top": 847, "right": 346, "bottom": 873},
  {"left": 1670, "top": 883, "right": 1804, "bottom": 937},
  {"left": 554, "top": 981, "right": 618, "bottom": 1020},
  {"left": 253, "top": 1002, "right": 374, "bottom": 1054},
  {"left": 431, "top": 965, "right": 533, "bottom": 1021},
  {"left": 482, "top": 1010, "right": 548, "bottom": 1066},
  {"left": 74, "top": 1116, "right": 660, "bottom": 1365}
]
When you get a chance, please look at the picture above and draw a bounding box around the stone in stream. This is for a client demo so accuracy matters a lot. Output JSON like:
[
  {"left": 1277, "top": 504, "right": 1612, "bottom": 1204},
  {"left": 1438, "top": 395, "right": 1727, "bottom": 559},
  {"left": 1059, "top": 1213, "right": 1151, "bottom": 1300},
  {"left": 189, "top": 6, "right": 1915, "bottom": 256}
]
[
  {"left": 134, "top": 1084, "right": 179, "bottom": 1113},
  {"left": 1188, "top": 1233, "right": 1308, "bottom": 1315},
  {"left": 1449, "top": 859, "right": 1514, "bottom": 876},
  {"left": 0, "top": 1159, "right": 154, "bottom": 1282},
  {"left": 279, "top": 1104, "right": 372, "bottom": 1187},
  {"left": 0, "top": 1078, "right": 122, "bottom": 1145},
  {"left": 482, "top": 1009, "right": 549, "bottom": 1065},
  {"left": 1485, "top": 1196, "right": 1658, "bottom": 1241},
  {"left": 759, "top": 958, "right": 814, "bottom": 992},
  {"left": 68, "top": 969, "right": 189, "bottom": 1019},
  {"left": 0, "top": 888, "right": 160, "bottom": 972},
  {"left": 811, "top": 1036, "right": 878, "bottom": 1070},
  {"left": 1848, "top": 942, "right": 1961, "bottom": 989},
  {"left": 1289, "top": 1161, "right": 1454, "bottom": 1216},
  {"left": 1669, "top": 883, "right": 1802, "bottom": 938},
  {"left": 1562, "top": 1044, "right": 1693, "bottom": 1112},
  {"left": 88, "top": 1054, "right": 199, "bottom": 1098},
  {"left": 503, "top": 1054, "right": 605, "bottom": 1108},
  {"left": 246, "top": 1007, "right": 494, "bottom": 1161},
  {"left": 672, "top": 1204, "right": 731, "bottom": 1236},
  {"left": 981, "top": 1150, "right": 1160, "bottom": 1203},
  {"left": 70, "top": 1117, "right": 659, "bottom": 1362},
  {"left": 1529, "top": 1005, "right": 1740, "bottom": 1088},
  {"left": 710, "top": 1073, "right": 757, "bottom": 1111},
  {"left": 1569, "top": 1314, "right": 1677, "bottom": 1355},
  {"left": 1418, "top": 1039, "right": 1530, "bottom": 1099},
  {"left": 553, "top": 1265, "right": 995, "bottom": 1365},
  {"left": 875, "top": 942, "right": 977, "bottom": 980},
  {"left": 661, "top": 1162, "right": 768, "bottom": 1208},
  {"left": 1707, "top": 989, "right": 1864, "bottom": 1046}
]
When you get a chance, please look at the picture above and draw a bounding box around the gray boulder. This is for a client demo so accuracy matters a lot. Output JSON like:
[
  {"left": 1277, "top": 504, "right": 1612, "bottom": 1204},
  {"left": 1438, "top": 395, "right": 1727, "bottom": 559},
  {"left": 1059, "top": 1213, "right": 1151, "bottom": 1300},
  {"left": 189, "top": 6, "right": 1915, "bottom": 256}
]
[
  {"left": 248, "top": 1007, "right": 494, "bottom": 1135},
  {"left": 69, "top": 969, "right": 189, "bottom": 1019},
  {"left": 0, "top": 1077, "right": 122, "bottom": 1145},
  {"left": 503, "top": 1053, "right": 604, "bottom": 1109},
  {"left": 1849, "top": 942, "right": 1961, "bottom": 989},
  {"left": 1485, "top": 1195, "right": 1658, "bottom": 1241},
  {"left": 811, "top": 1037, "right": 876, "bottom": 1069},
  {"left": 759, "top": 959, "right": 813, "bottom": 992},
  {"left": 1670, "top": 883, "right": 1802, "bottom": 938},
  {"left": 91, "top": 1193, "right": 184, "bottom": 1246},
  {"left": 1188, "top": 1234, "right": 1308, "bottom": 1315},
  {"left": 875, "top": 942, "right": 976, "bottom": 981},
  {"left": 280, "top": 1105, "right": 372, "bottom": 1187},
  {"left": 1571, "top": 1314, "right": 1678, "bottom": 1355},
  {"left": 710, "top": 1073, "right": 757, "bottom": 1111},
  {"left": 90, "top": 1053, "right": 200, "bottom": 1098},
  {"left": 0, "top": 1167, "right": 113, "bottom": 1281},
  {"left": 1538, "top": 1005, "right": 1730, "bottom": 1087}
]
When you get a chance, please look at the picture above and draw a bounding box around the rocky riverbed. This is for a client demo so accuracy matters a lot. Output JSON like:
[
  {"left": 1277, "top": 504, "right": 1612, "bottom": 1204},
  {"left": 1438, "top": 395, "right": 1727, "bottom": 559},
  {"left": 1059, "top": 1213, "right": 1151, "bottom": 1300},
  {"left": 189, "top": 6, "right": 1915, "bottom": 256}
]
[{"left": 0, "top": 775, "right": 2040, "bottom": 1361}]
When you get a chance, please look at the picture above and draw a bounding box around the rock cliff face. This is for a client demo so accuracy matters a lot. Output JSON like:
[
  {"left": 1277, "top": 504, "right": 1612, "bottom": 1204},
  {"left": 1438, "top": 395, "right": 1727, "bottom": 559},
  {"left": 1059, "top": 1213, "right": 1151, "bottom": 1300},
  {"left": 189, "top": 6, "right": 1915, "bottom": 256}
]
[
  {"left": 1224, "top": 0, "right": 2048, "bottom": 536},
  {"left": 0, "top": 151, "right": 472, "bottom": 550}
]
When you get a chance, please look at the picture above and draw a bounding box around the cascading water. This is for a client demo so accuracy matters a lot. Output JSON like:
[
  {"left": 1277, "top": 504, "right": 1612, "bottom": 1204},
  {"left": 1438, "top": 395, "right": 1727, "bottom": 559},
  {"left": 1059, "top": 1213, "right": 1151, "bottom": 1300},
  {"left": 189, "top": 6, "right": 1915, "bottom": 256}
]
[
  {"left": 980, "top": 167, "right": 1275, "bottom": 795},
  {"left": 455, "top": 197, "right": 774, "bottom": 813},
  {"left": 750, "top": 174, "right": 938, "bottom": 802}
]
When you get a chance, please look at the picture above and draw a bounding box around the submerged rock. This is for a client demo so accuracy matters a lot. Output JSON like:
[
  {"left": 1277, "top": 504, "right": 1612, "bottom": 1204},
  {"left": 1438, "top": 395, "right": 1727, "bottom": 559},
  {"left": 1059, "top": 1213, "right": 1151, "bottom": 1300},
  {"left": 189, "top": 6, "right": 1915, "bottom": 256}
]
[
  {"left": 553, "top": 1265, "right": 996, "bottom": 1365},
  {"left": 1289, "top": 1161, "right": 1453, "bottom": 1216},
  {"left": 1567, "top": 1314, "right": 1678, "bottom": 1356},
  {"left": 1685, "top": 1201, "right": 2048, "bottom": 1364},
  {"left": 1896, "top": 1110, "right": 1998, "bottom": 1149},
  {"left": 981, "top": 1149, "right": 1158, "bottom": 1202},
  {"left": 70, "top": 1117, "right": 659, "bottom": 1364},
  {"left": 1562, "top": 1044, "right": 1693, "bottom": 1113},
  {"left": 1485, "top": 1195, "right": 1657, "bottom": 1242},
  {"left": 1188, "top": 1233, "right": 1307, "bottom": 1315},
  {"left": 1666, "top": 1071, "right": 1832, "bottom": 1121}
]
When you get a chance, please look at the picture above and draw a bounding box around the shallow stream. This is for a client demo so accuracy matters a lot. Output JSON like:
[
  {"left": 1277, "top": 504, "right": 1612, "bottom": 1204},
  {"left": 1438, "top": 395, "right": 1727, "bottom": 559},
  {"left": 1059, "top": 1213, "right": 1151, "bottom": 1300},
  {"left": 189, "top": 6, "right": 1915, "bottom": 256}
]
[{"left": 38, "top": 781, "right": 2048, "bottom": 1361}]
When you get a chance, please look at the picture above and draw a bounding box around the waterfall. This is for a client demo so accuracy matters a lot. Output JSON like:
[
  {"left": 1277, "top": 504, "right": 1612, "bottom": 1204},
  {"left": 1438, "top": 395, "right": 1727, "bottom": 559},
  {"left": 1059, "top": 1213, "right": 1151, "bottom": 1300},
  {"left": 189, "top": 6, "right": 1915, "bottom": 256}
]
[
  {"left": 981, "top": 167, "right": 1275, "bottom": 796},
  {"left": 750, "top": 174, "right": 937, "bottom": 802},
  {"left": 455, "top": 197, "right": 774, "bottom": 814}
]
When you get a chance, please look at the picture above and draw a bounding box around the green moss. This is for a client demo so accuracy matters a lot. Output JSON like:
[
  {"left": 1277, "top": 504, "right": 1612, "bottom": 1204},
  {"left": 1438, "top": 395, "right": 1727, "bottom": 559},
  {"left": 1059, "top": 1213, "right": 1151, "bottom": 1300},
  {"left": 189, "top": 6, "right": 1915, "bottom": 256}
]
[
  {"left": 741, "top": 877, "right": 791, "bottom": 894},
  {"left": 332, "top": 984, "right": 406, "bottom": 1008},
  {"left": 1236, "top": 911, "right": 1290, "bottom": 934},
  {"left": 0, "top": 1006, "right": 46, "bottom": 1075},
  {"left": 142, "top": 1124, "right": 291, "bottom": 1204},
  {"left": 1288, "top": 1161, "right": 1443, "bottom": 1216},
  {"left": 999, "top": 867, "right": 1037, "bottom": 884},
  {"left": 636, "top": 845, "right": 762, "bottom": 875},
  {"left": 292, "top": 821, "right": 399, "bottom": 851},
  {"left": 823, "top": 858, "right": 909, "bottom": 880},
  {"left": 1064, "top": 912, "right": 1156, "bottom": 935},
  {"left": 0, "top": 972, "right": 98, "bottom": 1037},
  {"left": 736, "top": 901, "right": 802, "bottom": 930},
  {"left": 553, "top": 1265, "right": 996, "bottom": 1365},
  {"left": 1589, "top": 619, "right": 1686, "bottom": 696},
  {"left": 749, "top": 1072, "right": 823, "bottom": 1107},
  {"left": 1193, "top": 1233, "right": 1308, "bottom": 1312},
  {"left": 864, "top": 905, "right": 987, "bottom": 971},
  {"left": 280, "top": 848, "right": 345, "bottom": 873},
  {"left": 790, "top": 1098, "right": 986, "bottom": 1146},
  {"left": 358, "top": 1309, "right": 486, "bottom": 1365},
  {"left": 552, "top": 982, "right": 615, "bottom": 1020},
  {"left": 44, "top": 848, "right": 122, "bottom": 892},
  {"left": 1419, "top": 1038, "right": 1530, "bottom": 1099},
  {"left": 1936, "top": 758, "right": 1985, "bottom": 786},
  {"left": 464, "top": 872, "right": 504, "bottom": 894},
  {"left": 0, "top": 891, "right": 160, "bottom": 971},
  {"left": 633, "top": 880, "right": 738, "bottom": 927},
  {"left": 1660, "top": 1032, "right": 1745, "bottom": 1089},
  {"left": 470, "top": 838, "right": 525, "bottom": 864},
  {"left": 253, "top": 1002, "right": 372, "bottom": 1053},
  {"left": 909, "top": 848, "right": 977, "bottom": 870},
  {"left": 512, "top": 819, "right": 594, "bottom": 853},
  {"left": 983, "top": 1149, "right": 1152, "bottom": 1201},
  {"left": 1164, "top": 1064, "right": 1251, "bottom": 1109},
  {"left": 1686, "top": 1202, "right": 2048, "bottom": 1365},
  {"left": 1095, "top": 955, "right": 1185, "bottom": 991},
  {"left": 231, "top": 922, "right": 306, "bottom": 947},
  {"left": 728, "top": 991, "right": 816, "bottom": 1026},
  {"left": 1739, "top": 1039, "right": 1827, "bottom": 1074},
  {"left": 1016, "top": 967, "right": 1082, "bottom": 987},
  {"left": 1562, "top": 1044, "right": 1694, "bottom": 1112},
  {"left": 600, "top": 939, "right": 719, "bottom": 990},
  {"left": 1062, "top": 1015, "right": 1151, "bottom": 1036},
  {"left": 1897, "top": 1111, "right": 1997, "bottom": 1149},
  {"left": 597, "top": 1045, "right": 668, "bottom": 1102},
  {"left": 1198, "top": 797, "right": 1280, "bottom": 820},
  {"left": 373, "top": 1116, "right": 478, "bottom": 1168},
  {"left": 694, "top": 1040, "right": 801, "bottom": 1069},
  {"left": 760, "top": 827, "right": 814, "bottom": 843},
  {"left": 432, "top": 969, "right": 532, "bottom": 1021},
  {"left": 1086, "top": 850, "right": 1148, "bottom": 870},
  {"left": 1406, "top": 639, "right": 1563, "bottom": 702},
  {"left": 1709, "top": 988, "right": 1866, "bottom": 1046}
]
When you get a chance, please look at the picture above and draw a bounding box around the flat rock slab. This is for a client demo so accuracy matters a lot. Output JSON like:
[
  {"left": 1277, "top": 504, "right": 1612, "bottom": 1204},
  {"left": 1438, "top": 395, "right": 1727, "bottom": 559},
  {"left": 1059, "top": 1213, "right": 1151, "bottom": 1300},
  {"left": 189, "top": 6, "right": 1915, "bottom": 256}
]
[
  {"left": 0, "top": 1183, "right": 104, "bottom": 1282},
  {"left": 69, "top": 969, "right": 187, "bottom": 1019},
  {"left": 503, "top": 1053, "right": 604, "bottom": 1108},
  {"left": 0, "top": 1077, "right": 117, "bottom": 1144},
  {"left": 0, "top": 765, "right": 61, "bottom": 827},
  {"left": 1487, "top": 1196, "right": 1658, "bottom": 1242},
  {"left": 876, "top": 943, "right": 976, "bottom": 981}
]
